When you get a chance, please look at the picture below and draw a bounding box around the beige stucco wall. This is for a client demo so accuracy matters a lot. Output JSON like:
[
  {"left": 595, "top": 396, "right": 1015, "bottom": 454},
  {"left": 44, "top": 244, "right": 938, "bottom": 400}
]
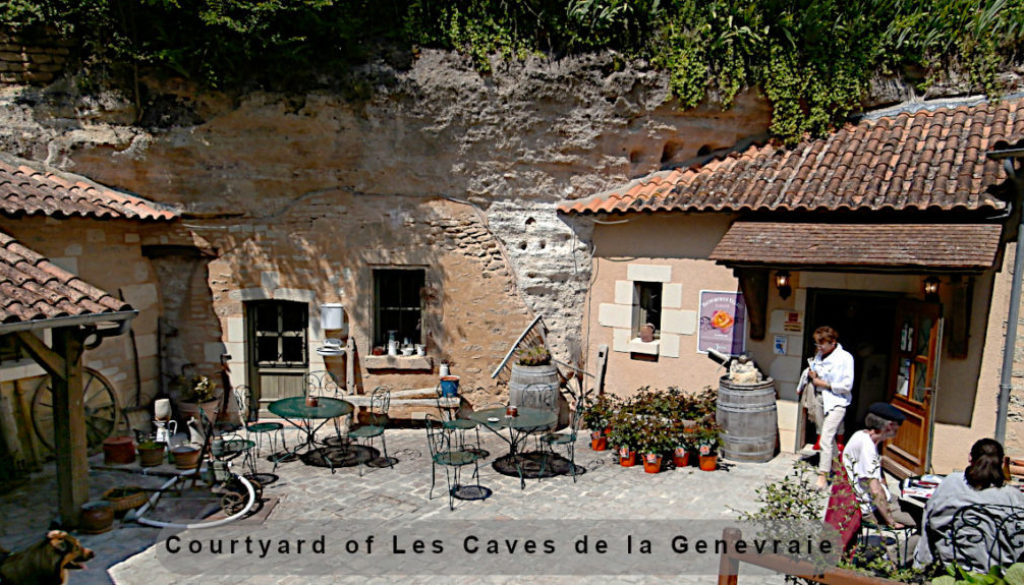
[
  {"left": 585, "top": 213, "right": 740, "bottom": 397},
  {"left": 587, "top": 213, "right": 1022, "bottom": 473},
  {"left": 0, "top": 216, "right": 162, "bottom": 419}
]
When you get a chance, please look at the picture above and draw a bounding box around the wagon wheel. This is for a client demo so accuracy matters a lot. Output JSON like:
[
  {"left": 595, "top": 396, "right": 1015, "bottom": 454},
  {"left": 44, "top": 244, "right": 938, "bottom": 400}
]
[
  {"left": 220, "top": 476, "right": 263, "bottom": 516},
  {"left": 31, "top": 367, "right": 121, "bottom": 454}
]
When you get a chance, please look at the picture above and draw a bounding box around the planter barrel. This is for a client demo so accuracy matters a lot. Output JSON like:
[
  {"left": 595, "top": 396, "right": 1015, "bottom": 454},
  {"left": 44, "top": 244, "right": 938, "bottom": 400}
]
[
  {"left": 508, "top": 363, "right": 568, "bottom": 429},
  {"left": 717, "top": 376, "right": 779, "bottom": 463}
]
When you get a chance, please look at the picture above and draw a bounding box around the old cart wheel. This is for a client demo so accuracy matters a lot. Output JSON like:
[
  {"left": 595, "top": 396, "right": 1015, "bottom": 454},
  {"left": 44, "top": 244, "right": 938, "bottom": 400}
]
[
  {"left": 220, "top": 476, "right": 262, "bottom": 516},
  {"left": 32, "top": 367, "right": 121, "bottom": 454}
]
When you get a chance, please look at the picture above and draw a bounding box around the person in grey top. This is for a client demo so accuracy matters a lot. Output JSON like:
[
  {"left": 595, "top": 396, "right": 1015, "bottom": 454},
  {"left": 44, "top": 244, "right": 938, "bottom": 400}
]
[{"left": 913, "top": 438, "right": 1024, "bottom": 571}]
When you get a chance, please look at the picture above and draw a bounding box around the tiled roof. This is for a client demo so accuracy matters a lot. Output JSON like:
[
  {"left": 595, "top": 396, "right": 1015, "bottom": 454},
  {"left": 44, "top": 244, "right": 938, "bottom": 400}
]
[
  {"left": 559, "top": 96, "right": 1024, "bottom": 215},
  {"left": 0, "top": 153, "right": 178, "bottom": 221},
  {"left": 0, "top": 230, "right": 131, "bottom": 324},
  {"left": 709, "top": 222, "right": 1003, "bottom": 270}
]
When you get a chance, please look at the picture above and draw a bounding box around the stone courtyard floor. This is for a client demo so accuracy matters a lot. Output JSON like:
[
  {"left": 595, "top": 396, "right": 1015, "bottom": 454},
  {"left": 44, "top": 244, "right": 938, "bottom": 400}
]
[{"left": 1, "top": 427, "right": 823, "bottom": 585}]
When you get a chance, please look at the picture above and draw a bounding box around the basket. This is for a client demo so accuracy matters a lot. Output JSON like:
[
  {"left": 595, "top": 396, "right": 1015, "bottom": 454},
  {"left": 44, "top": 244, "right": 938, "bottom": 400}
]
[{"left": 102, "top": 486, "right": 149, "bottom": 513}]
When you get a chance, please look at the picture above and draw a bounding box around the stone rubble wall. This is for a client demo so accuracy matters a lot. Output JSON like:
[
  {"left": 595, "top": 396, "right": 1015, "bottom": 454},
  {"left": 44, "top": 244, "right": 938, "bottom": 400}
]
[{"left": 0, "top": 29, "right": 71, "bottom": 85}]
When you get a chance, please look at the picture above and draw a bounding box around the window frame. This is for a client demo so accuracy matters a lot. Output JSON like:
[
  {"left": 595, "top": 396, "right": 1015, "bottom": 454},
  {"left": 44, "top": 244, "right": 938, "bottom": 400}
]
[
  {"left": 372, "top": 267, "right": 426, "bottom": 348},
  {"left": 632, "top": 281, "right": 663, "bottom": 340},
  {"left": 248, "top": 300, "right": 309, "bottom": 369}
]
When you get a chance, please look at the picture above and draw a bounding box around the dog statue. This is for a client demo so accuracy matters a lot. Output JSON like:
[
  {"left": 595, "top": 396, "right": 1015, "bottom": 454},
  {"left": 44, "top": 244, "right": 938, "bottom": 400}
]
[{"left": 0, "top": 530, "right": 94, "bottom": 584}]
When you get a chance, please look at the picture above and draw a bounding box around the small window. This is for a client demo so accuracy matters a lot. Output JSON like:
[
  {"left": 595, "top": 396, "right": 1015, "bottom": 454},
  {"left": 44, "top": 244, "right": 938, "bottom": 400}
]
[
  {"left": 633, "top": 281, "right": 662, "bottom": 339},
  {"left": 374, "top": 268, "right": 425, "bottom": 347},
  {"left": 249, "top": 301, "right": 308, "bottom": 368}
]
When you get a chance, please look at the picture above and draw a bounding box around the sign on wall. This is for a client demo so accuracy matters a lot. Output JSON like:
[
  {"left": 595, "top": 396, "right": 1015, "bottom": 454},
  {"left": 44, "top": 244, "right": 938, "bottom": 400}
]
[{"left": 697, "top": 290, "right": 747, "bottom": 355}]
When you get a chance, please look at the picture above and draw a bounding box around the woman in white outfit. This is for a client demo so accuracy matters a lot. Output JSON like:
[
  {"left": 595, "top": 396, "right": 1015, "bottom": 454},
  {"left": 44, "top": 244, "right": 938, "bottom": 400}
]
[{"left": 808, "top": 325, "right": 854, "bottom": 490}]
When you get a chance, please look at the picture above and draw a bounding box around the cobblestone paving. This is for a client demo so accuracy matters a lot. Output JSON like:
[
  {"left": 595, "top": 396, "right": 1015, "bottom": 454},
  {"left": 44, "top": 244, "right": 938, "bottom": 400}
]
[{"left": 1, "top": 428, "right": 819, "bottom": 585}]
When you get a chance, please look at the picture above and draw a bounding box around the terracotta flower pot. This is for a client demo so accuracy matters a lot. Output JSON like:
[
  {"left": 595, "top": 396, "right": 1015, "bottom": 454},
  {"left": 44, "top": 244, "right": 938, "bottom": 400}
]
[
  {"left": 643, "top": 453, "right": 662, "bottom": 474},
  {"left": 618, "top": 447, "right": 636, "bottom": 467},
  {"left": 673, "top": 447, "right": 690, "bottom": 468},
  {"left": 102, "top": 436, "right": 136, "bottom": 465},
  {"left": 590, "top": 432, "right": 607, "bottom": 451},
  {"left": 172, "top": 446, "right": 202, "bottom": 470},
  {"left": 138, "top": 443, "right": 167, "bottom": 467},
  {"left": 79, "top": 501, "right": 114, "bottom": 534},
  {"left": 699, "top": 454, "right": 718, "bottom": 471}
]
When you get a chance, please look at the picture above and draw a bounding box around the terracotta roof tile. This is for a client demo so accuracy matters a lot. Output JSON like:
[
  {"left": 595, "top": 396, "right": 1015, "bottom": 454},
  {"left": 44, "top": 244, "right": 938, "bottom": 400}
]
[
  {"left": 0, "top": 229, "right": 131, "bottom": 324},
  {"left": 709, "top": 222, "right": 1002, "bottom": 270},
  {"left": 0, "top": 153, "right": 178, "bottom": 221},
  {"left": 560, "top": 96, "right": 1023, "bottom": 215}
]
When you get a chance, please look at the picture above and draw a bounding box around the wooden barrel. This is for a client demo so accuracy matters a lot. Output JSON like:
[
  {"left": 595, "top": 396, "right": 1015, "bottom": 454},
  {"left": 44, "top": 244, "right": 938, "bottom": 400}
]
[
  {"left": 717, "top": 376, "right": 778, "bottom": 463},
  {"left": 508, "top": 363, "right": 568, "bottom": 429}
]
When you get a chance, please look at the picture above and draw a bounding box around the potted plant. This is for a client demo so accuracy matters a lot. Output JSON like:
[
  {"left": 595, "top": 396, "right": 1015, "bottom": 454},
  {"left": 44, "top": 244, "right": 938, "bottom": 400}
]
[
  {"left": 607, "top": 410, "right": 639, "bottom": 467},
  {"left": 671, "top": 422, "right": 694, "bottom": 468},
  {"left": 137, "top": 440, "right": 167, "bottom": 467},
  {"left": 637, "top": 417, "right": 673, "bottom": 474},
  {"left": 696, "top": 423, "right": 722, "bottom": 471},
  {"left": 174, "top": 373, "right": 220, "bottom": 425},
  {"left": 583, "top": 394, "right": 616, "bottom": 451}
]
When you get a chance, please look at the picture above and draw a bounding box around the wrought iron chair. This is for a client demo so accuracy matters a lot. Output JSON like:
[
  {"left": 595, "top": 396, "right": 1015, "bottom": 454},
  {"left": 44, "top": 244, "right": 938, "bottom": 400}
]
[
  {"left": 197, "top": 402, "right": 257, "bottom": 479},
  {"left": 434, "top": 382, "right": 479, "bottom": 451},
  {"left": 347, "top": 386, "right": 393, "bottom": 475},
  {"left": 425, "top": 414, "right": 481, "bottom": 510},
  {"left": 539, "top": 396, "right": 585, "bottom": 482},
  {"left": 304, "top": 369, "right": 346, "bottom": 444},
  {"left": 231, "top": 385, "right": 285, "bottom": 476}
]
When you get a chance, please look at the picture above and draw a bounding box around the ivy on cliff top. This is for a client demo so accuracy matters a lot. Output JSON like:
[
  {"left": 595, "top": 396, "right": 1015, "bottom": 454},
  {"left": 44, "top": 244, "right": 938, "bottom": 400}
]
[{"left": 3, "top": 0, "right": 1023, "bottom": 144}]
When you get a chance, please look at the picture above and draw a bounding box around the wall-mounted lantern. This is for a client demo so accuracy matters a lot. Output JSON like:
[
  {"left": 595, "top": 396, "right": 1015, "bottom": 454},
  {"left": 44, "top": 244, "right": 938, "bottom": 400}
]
[
  {"left": 775, "top": 270, "right": 792, "bottom": 300},
  {"left": 923, "top": 276, "right": 941, "bottom": 302}
]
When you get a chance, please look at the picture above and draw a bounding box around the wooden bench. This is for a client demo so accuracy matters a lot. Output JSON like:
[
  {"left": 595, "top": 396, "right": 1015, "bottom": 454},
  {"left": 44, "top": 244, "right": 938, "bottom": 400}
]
[{"left": 715, "top": 528, "right": 908, "bottom": 585}]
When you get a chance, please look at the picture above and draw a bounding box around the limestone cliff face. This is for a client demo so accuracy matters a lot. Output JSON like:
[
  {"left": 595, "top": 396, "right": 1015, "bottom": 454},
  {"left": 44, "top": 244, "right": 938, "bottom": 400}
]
[{"left": 0, "top": 50, "right": 772, "bottom": 375}]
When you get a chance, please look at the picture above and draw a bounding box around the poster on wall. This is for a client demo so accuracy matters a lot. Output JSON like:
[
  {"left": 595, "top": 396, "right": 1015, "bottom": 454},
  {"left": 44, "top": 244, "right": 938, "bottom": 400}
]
[{"left": 697, "top": 290, "right": 747, "bottom": 355}]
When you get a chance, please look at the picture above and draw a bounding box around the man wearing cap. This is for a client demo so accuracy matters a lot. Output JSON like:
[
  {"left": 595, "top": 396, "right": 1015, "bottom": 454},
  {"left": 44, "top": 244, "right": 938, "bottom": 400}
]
[
  {"left": 842, "top": 402, "right": 917, "bottom": 529},
  {"left": 807, "top": 326, "right": 854, "bottom": 490}
]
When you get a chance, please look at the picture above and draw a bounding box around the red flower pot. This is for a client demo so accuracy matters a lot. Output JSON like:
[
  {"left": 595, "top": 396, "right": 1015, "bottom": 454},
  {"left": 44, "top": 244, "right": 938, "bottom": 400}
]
[
  {"left": 643, "top": 453, "right": 662, "bottom": 473},
  {"left": 699, "top": 454, "right": 718, "bottom": 471},
  {"left": 590, "top": 432, "right": 607, "bottom": 451},
  {"left": 618, "top": 447, "right": 636, "bottom": 467},
  {"left": 673, "top": 447, "right": 690, "bottom": 468}
]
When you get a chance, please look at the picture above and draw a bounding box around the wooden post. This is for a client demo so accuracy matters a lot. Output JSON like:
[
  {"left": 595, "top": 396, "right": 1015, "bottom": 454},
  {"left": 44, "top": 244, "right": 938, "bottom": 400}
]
[
  {"left": 51, "top": 327, "right": 88, "bottom": 527},
  {"left": 16, "top": 327, "right": 88, "bottom": 528},
  {"left": 717, "top": 527, "right": 741, "bottom": 585}
]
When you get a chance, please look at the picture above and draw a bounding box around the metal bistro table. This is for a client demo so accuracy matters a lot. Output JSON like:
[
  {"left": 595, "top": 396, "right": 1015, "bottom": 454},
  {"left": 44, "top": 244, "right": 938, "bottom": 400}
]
[
  {"left": 467, "top": 406, "right": 558, "bottom": 489},
  {"left": 268, "top": 396, "right": 353, "bottom": 473}
]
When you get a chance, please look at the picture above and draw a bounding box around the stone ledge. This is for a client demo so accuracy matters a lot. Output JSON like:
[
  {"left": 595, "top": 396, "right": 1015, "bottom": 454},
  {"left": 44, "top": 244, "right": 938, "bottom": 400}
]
[{"left": 363, "top": 355, "right": 433, "bottom": 371}]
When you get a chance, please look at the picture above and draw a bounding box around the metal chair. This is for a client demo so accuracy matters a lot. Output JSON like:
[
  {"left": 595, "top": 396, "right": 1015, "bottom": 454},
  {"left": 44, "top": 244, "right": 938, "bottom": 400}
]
[
  {"left": 435, "top": 382, "right": 479, "bottom": 451},
  {"left": 198, "top": 402, "right": 257, "bottom": 479},
  {"left": 347, "top": 386, "right": 393, "bottom": 475},
  {"left": 231, "top": 385, "right": 285, "bottom": 473},
  {"left": 539, "top": 396, "right": 585, "bottom": 482},
  {"left": 425, "top": 414, "right": 481, "bottom": 510},
  {"left": 304, "top": 370, "right": 346, "bottom": 444}
]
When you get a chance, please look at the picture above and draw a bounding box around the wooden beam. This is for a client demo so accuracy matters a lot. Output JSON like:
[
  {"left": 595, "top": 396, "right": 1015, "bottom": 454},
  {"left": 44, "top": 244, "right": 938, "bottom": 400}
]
[
  {"left": 14, "top": 331, "right": 65, "bottom": 375},
  {"left": 50, "top": 327, "right": 88, "bottom": 528},
  {"left": 736, "top": 268, "right": 769, "bottom": 341}
]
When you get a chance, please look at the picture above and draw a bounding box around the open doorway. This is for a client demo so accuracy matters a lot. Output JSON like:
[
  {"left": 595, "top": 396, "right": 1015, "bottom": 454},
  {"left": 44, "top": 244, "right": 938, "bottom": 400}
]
[{"left": 802, "top": 289, "right": 900, "bottom": 446}]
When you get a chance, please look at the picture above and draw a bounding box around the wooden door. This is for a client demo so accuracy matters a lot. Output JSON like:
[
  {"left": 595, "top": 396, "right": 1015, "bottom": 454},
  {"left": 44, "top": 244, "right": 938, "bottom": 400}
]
[
  {"left": 883, "top": 299, "right": 942, "bottom": 478},
  {"left": 246, "top": 301, "right": 309, "bottom": 414}
]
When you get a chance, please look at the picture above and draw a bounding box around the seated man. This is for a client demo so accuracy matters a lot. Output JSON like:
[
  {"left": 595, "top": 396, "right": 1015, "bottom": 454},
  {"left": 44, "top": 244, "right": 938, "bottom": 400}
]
[
  {"left": 913, "top": 438, "right": 1024, "bottom": 572},
  {"left": 842, "top": 402, "right": 916, "bottom": 529}
]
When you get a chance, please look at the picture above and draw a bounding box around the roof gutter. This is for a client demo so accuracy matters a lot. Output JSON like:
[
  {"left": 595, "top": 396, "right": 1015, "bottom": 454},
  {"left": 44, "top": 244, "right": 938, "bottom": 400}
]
[
  {"left": 989, "top": 147, "right": 1024, "bottom": 444},
  {"left": 0, "top": 310, "right": 138, "bottom": 336}
]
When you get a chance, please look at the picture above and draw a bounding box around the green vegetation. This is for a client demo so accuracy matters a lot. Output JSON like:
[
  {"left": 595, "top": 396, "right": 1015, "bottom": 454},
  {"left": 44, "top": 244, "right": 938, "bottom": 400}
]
[{"left": 4, "top": 1, "right": 1023, "bottom": 143}]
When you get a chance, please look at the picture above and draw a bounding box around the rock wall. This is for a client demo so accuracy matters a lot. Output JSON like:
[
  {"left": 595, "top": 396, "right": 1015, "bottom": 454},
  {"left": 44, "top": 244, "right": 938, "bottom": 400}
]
[{"left": 0, "top": 51, "right": 774, "bottom": 378}]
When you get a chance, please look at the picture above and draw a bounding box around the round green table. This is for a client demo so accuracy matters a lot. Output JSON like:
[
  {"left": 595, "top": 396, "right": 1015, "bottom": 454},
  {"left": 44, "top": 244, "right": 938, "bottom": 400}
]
[
  {"left": 268, "top": 396, "right": 353, "bottom": 473},
  {"left": 467, "top": 406, "right": 558, "bottom": 489}
]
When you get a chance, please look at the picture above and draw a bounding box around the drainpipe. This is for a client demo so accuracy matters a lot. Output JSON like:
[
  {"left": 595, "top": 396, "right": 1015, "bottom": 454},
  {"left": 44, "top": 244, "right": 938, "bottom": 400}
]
[{"left": 992, "top": 150, "right": 1024, "bottom": 443}]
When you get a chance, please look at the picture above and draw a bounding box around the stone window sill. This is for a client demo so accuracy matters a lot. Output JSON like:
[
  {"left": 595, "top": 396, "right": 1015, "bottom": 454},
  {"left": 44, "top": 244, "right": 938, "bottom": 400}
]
[
  {"left": 629, "top": 339, "right": 660, "bottom": 355},
  {"left": 363, "top": 355, "right": 433, "bottom": 371}
]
